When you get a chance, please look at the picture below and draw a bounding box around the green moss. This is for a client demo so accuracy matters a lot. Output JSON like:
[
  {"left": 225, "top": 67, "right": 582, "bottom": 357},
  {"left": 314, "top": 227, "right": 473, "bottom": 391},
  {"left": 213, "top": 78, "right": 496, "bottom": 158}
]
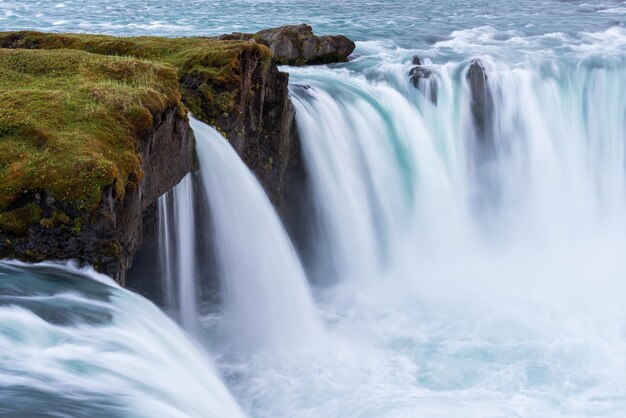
[
  {"left": 101, "top": 241, "right": 122, "bottom": 257},
  {"left": 0, "top": 31, "right": 273, "bottom": 235},
  {"left": 0, "top": 48, "right": 180, "bottom": 220},
  {"left": 0, "top": 203, "right": 42, "bottom": 235},
  {"left": 40, "top": 211, "right": 71, "bottom": 229},
  {"left": 0, "top": 31, "right": 273, "bottom": 122},
  {"left": 71, "top": 218, "right": 83, "bottom": 235}
]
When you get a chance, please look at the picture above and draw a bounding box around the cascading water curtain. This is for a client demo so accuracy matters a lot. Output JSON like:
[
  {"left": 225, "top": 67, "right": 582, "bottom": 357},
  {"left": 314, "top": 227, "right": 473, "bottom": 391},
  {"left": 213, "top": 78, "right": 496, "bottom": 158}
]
[
  {"left": 157, "top": 174, "right": 199, "bottom": 335},
  {"left": 190, "top": 117, "right": 322, "bottom": 350},
  {"left": 290, "top": 55, "right": 626, "bottom": 283}
]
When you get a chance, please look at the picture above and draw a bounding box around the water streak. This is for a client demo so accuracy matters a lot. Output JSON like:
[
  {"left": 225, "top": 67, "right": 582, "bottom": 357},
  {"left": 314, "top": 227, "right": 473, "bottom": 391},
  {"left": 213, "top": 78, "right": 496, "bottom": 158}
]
[
  {"left": 158, "top": 174, "right": 199, "bottom": 334},
  {"left": 192, "top": 117, "right": 323, "bottom": 350}
]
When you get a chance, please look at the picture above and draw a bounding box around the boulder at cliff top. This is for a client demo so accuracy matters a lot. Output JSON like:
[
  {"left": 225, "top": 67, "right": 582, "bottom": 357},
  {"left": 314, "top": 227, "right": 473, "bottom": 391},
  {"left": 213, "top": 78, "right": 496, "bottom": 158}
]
[{"left": 219, "top": 24, "right": 356, "bottom": 65}]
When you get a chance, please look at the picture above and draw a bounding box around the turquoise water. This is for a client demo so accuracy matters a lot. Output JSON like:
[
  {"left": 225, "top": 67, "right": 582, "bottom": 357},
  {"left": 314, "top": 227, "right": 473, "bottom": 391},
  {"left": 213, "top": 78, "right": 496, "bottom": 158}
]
[
  {"left": 0, "top": 262, "right": 244, "bottom": 417},
  {"left": 1, "top": 0, "right": 625, "bottom": 48},
  {"left": 2, "top": 1, "right": 626, "bottom": 417}
]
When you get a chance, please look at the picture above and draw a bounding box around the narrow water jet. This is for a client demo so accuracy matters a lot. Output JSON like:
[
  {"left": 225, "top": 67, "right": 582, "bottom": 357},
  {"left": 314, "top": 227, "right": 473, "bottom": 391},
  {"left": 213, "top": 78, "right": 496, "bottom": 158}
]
[{"left": 158, "top": 174, "right": 199, "bottom": 335}]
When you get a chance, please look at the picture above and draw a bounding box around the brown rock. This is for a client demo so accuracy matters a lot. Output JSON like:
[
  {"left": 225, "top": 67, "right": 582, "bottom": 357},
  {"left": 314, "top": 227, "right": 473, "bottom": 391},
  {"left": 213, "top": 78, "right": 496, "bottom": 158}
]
[{"left": 220, "top": 24, "right": 356, "bottom": 65}]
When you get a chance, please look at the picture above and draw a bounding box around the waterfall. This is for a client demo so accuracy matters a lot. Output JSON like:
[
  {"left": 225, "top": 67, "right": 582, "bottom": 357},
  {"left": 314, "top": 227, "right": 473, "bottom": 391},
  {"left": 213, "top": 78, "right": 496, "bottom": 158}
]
[
  {"left": 158, "top": 174, "right": 199, "bottom": 335},
  {"left": 0, "top": 261, "right": 244, "bottom": 418},
  {"left": 290, "top": 57, "right": 626, "bottom": 282},
  {"left": 210, "top": 53, "right": 626, "bottom": 416},
  {"left": 190, "top": 117, "right": 322, "bottom": 350},
  {"left": 5, "top": 3, "right": 626, "bottom": 415},
  {"left": 291, "top": 70, "right": 471, "bottom": 283}
]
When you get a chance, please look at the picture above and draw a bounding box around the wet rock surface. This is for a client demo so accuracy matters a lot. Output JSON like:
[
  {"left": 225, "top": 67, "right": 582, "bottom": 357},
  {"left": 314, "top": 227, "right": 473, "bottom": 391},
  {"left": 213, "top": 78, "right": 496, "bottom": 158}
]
[
  {"left": 466, "top": 59, "right": 494, "bottom": 142},
  {"left": 409, "top": 56, "right": 438, "bottom": 104}
]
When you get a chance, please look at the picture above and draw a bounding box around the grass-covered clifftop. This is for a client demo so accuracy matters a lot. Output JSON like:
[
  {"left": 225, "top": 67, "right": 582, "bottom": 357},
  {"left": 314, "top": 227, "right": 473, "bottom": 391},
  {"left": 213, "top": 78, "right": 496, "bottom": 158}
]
[
  {"left": 0, "top": 31, "right": 273, "bottom": 236},
  {"left": 0, "top": 31, "right": 272, "bottom": 125},
  {"left": 0, "top": 48, "right": 181, "bottom": 234}
]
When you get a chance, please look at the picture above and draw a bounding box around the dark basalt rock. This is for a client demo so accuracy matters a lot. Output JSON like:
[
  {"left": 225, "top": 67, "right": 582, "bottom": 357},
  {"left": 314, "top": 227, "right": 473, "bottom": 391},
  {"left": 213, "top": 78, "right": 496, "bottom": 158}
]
[
  {"left": 207, "top": 47, "right": 299, "bottom": 208},
  {"left": 220, "top": 24, "right": 356, "bottom": 65},
  {"left": 0, "top": 31, "right": 310, "bottom": 283},
  {"left": 409, "top": 60, "right": 438, "bottom": 104},
  {"left": 465, "top": 59, "right": 500, "bottom": 213},
  {"left": 411, "top": 55, "right": 422, "bottom": 65},
  {"left": 466, "top": 59, "right": 494, "bottom": 142},
  {"left": 409, "top": 65, "right": 432, "bottom": 84},
  {"left": 131, "top": 41, "right": 305, "bottom": 290}
]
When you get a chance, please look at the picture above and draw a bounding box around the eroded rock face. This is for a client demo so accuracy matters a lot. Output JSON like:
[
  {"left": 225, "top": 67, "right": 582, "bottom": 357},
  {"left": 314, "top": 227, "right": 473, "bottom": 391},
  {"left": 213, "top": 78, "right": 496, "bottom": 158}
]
[
  {"left": 0, "top": 109, "right": 194, "bottom": 284},
  {"left": 203, "top": 46, "right": 298, "bottom": 207},
  {"left": 220, "top": 24, "right": 356, "bottom": 65}
]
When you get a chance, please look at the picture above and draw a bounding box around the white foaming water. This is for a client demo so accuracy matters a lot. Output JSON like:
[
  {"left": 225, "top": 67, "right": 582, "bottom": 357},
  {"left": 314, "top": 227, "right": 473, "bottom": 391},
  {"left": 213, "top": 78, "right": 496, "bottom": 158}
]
[
  {"left": 158, "top": 192, "right": 174, "bottom": 306},
  {"left": 0, "top": 261, "right": 244, "bottom": 418},
  {"left": 209, "top": 50, "right": 626, "bottom": 416},
  {"left": 191, "top": 117, "right": 322, "bottom": 350},
  {"left": 158, "top": 174, "right": 199, "bottom": 335},
  {"left": 290, "top": 52, "right": 626, "bottom": 273},
  {"left": 2, "top": 2, "right": 626, "bottom": 415}
]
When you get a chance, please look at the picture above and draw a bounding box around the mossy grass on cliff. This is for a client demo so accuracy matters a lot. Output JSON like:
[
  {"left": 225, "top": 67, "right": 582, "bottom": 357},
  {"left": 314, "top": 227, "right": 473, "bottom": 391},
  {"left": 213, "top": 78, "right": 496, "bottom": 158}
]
[
  {"left": 0, "top": 48, "right": 181, "bottom": 233},
  {"left": 0, "top": 31, "right": 273, "bottom": 124},
  {"left": 0, "top": 31, "right": 274, "bottom": 236}
]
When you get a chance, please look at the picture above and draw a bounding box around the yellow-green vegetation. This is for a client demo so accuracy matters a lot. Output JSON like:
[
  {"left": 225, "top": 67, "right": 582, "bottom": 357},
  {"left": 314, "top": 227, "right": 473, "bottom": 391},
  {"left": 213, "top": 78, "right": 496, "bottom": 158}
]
[
  {"left": 0, "top": 31, "right": 272, "bottom": 236},
  {"left": 39, "top": 211, "right": 71, "bottom": 229},
  {"left": 0, "top": 203, "right": 42, "bottom": 235},
  {"left": 0, "top": 48, "right": 180, "bottom": 228},
  {"left": 0, "top": 31, "right": 272, "bottom": 123}
]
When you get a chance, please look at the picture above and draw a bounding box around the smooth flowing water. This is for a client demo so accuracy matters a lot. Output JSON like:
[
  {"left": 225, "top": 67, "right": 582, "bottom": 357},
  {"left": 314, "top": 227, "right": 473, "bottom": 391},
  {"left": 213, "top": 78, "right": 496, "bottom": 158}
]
[
  {"left": 0, "top": 261, "right": 244, "bottom": 418},
  {"left": 191, "top": 117, "right": 322, "bottom": 350},
  {"left": 2, "top": 0, "right": 626, "bottom": 417},
  {"left": 159, "top": 174, "right": 199, "bottom": 334}
]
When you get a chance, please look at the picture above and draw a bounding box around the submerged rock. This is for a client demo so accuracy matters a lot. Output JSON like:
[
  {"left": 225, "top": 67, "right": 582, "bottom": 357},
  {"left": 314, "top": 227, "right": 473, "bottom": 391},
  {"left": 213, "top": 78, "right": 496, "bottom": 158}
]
[
  {"left": 220, "top": 24, "right": 356, "bottom": 65},
  {"left": 408, "top": 56, "right": 438, "bottom": 104},
  {"left": 409, "top": 65, "right": 432, "bottom": 84}
]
